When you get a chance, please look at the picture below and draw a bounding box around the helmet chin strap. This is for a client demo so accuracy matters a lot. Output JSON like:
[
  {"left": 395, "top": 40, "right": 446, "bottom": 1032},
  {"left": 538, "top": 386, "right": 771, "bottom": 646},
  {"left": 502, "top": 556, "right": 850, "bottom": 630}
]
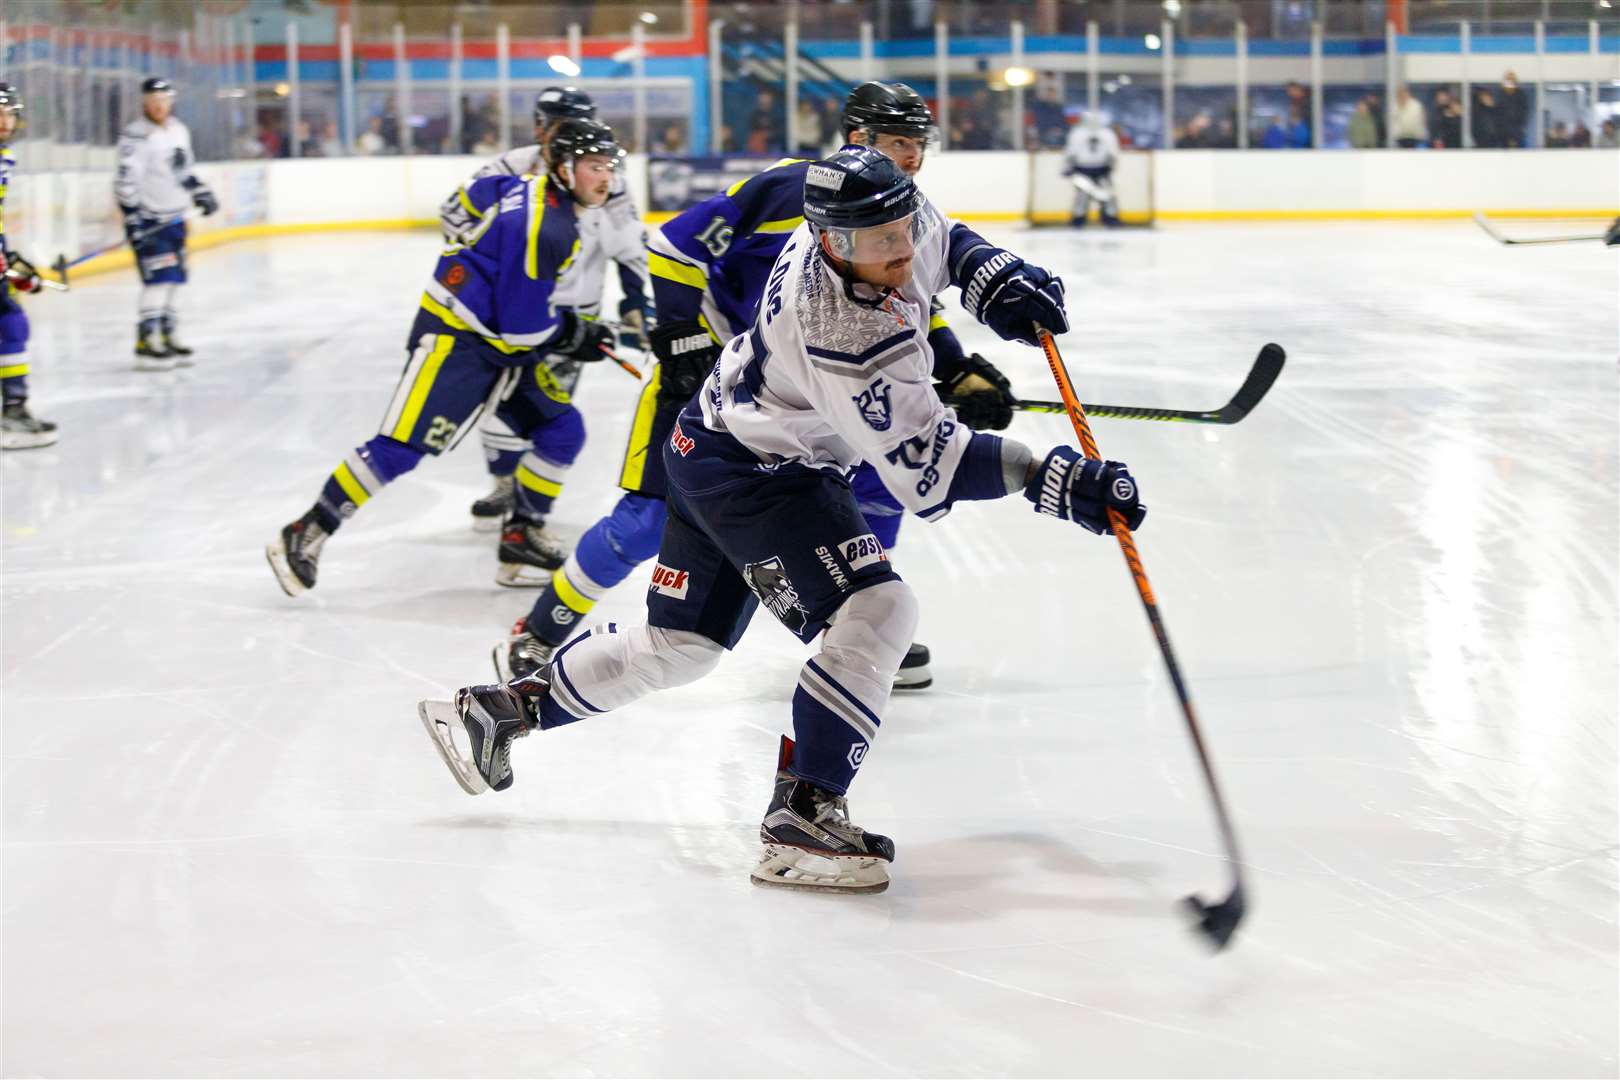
[{"left": 815, "top": 238, "right": 892, "bottom": 309}]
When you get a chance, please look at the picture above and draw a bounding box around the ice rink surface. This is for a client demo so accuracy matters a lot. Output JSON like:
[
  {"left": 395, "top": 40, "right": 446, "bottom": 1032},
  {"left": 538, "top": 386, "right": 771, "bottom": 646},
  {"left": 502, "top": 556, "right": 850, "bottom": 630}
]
[{"left": 3, "top": 221, "right": 1616, "bottom": 1077}]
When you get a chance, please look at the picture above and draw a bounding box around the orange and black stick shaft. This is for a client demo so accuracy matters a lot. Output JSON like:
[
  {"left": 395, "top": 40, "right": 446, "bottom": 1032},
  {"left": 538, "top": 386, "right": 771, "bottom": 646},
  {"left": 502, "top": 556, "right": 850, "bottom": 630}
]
[{"left": 1035, "top": 326, "right": 1249, "bottom": 950}]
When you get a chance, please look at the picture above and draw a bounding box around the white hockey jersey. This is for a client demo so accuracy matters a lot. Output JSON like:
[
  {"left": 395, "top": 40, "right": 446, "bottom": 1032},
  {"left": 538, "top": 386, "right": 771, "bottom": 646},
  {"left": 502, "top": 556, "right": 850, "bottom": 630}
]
[
  {"left": 439, "top": 148, "right": 648, "bottom": 317},
  {"left": 698, "top": 199, "right": 977, "bottom": 521},
  {"left": 1064, "top": 122, "right": 1120, "bottom": 170},
  {"left": 114, "top": 116, "right": 202, "bottom": 216}
]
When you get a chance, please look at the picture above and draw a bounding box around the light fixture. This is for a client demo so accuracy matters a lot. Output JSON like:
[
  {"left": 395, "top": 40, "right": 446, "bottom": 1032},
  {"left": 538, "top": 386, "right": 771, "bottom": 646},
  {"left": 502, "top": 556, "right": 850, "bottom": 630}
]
[
  {"left": 639, "top": 10, "right": 659, "bottom": 23},
  {"left": 1164, "top": 0, "right": 1182, "bottom": 15},
  {"left": 273, "top": 81, "right": 290, "bottom": 97},
  {"left": 1144, "top": 33, "right": 1162, "bottom": 50},
  {"left": 547, "top": 54, "right": 581, "bottom": 77},
  {"left": 1003, "top": 66, "right": 1035, "bottom": 88},
  {"left": 612, "top": 44, "right": 644, "bottom": 63}
]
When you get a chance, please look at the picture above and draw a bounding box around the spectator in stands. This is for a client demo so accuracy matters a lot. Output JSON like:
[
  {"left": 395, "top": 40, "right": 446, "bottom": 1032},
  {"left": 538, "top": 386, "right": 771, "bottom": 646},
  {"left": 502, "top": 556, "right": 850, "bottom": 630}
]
[
  {"left": 1285, "top": 81, "right": 1311, "bottom": 145},
  {"left": 1470, "top": 87, "right": 1501, "bottom": 148},
  {"left": 654, "top": 122, "right": 684, "bottom": 154},
  {"left": 1392, "top": 85, "right": 1427, "bottom": 147},
  {"left": 257, "top": 119, "right": 284, "bottom": 159},
  {"left": 1570, "top": 124, "right": 1592, "bottom": 148},
  {"left": 748, "top": 89, "right": 785, "bottom": 154},
  {"left": 1260, "top": 112, "right": 1287, "bottom": 149},
  {"left": 794, "top": 98, "right": 824, "bottom": 156},
  {"left": 1176, "top": 112, "right": 1213, "bottom": 149},
  {"left": 295, "top": 118, "right": 320, "bottom": 158},
  {"left": 1546, "top": 121, "right": 1571, "bottom": 148},
  {"left": 318, "top": 120, "right": 343, "bottom": 157},
  {"left": 1429, "top": 88, "right": 1462, "bottom": 149},
  {"left": 357, "top": 116, "right": 389, "bottom": 155},
  {"left": 471, "top": 128, "right": 503, "bottom": 155},
  {"left": 1598, "top": 118, "right": 1619, "bottom": 149},
  {"left": 1498, "top": 72, "right": 1529, "bottom": 147},
  {"left": 1348, "top": 97, "right": 1379, "bottom": 148}
]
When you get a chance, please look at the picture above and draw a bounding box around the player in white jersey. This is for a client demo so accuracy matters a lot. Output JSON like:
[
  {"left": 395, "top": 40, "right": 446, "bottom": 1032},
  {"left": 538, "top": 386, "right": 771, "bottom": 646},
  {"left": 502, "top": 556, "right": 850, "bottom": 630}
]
[
  {"left": 1063, "top": 113, "right": 1121, "bottom": 228},
  {"left": 114, "top": 78, "right": 219, "bottom": 368},
  {"left": 419, "top": 146, "right": 1148, "bottom": 894},
  {"left": 440, "top": 87, "right": 653, "bottom": 530}
]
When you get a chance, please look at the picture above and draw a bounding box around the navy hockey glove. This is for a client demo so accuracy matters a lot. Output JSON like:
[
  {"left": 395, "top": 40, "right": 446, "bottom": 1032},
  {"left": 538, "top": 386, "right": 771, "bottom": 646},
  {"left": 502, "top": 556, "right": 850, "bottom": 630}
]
[
  {"left": 120, "top": 206, "right": 162, "bottom": 252},
  {"left": 549, "top": 312, "right": 615, "bottom": 364},
  {"left": 649, "top": 319, "right": 721, "bottom": 406},
  {"left": 1024, "top": 447, "right": 1145, "bottom": 535},
  {"left": 935, "top": 352, "right": 1014, "bottom": 431},
  {"left": 958, "top": 245, "right": 1068, "bottom": 348},
  {"left": 190, "top": 186, "right": 219, "bottom": 217}
]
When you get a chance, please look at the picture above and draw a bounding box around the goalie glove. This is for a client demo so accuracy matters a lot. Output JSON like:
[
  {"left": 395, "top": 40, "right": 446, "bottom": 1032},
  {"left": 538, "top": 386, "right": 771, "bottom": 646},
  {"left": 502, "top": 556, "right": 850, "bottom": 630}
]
[
  {"left": 649, "top": 320, "right": 721, "bottom": 406},
  {"left": 934, "top": 352, "right": 1014, "bottom": 431},
  {"left": 1024, "top": 447, "right": 1146, "bottom": 535}
]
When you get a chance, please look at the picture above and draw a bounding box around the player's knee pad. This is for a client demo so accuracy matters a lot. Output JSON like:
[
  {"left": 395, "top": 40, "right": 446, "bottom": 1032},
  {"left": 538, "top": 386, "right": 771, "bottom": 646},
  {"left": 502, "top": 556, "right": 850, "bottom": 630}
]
[
  {"left": 529, "top": 405, "right": 586, "bottom": 466},
  {"left": 602, "top": 493, "right": 667, "bottom": 565},
  {"left": 823, "top": 578, "right": 918, "bottom": 679},
  {"left": 639, "top": 625, "right": 726, "bottom": 687},
  {"left": 359, "top": 435, "right": 427, "bottom": 482}
]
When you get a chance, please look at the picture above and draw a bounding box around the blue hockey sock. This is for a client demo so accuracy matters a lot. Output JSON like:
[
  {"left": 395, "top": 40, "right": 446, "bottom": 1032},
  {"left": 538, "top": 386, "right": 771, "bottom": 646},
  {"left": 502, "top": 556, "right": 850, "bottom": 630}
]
[
  {"left": 314, "top": 435, "right": 425, "bottom": 531},
  {"left": 512, "top": 407, "right": 585, "bottom": 523}
]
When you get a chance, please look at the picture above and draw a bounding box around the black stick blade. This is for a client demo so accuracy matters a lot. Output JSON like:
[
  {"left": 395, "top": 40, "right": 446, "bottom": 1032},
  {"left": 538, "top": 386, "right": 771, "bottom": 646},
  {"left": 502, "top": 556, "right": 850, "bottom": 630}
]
[
  {"left": 1181, "top": 884, "right": 1247, "bottom": 951},
  {"left": 1221, "top": 344, "right": 1286, "bottom": 422}
]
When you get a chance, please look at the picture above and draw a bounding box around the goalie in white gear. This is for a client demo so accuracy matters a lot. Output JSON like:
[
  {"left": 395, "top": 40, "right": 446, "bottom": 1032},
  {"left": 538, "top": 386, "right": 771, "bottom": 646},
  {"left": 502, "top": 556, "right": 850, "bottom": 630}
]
[
  {"left": 418, "top": 145, "right": 1147, "bottom": 894},
  {"left": 1062, "top": 113, "right": 1121, "bottom": 228},
  {"left": 439, "top": 86, "right": 653, "bottom": 531}
]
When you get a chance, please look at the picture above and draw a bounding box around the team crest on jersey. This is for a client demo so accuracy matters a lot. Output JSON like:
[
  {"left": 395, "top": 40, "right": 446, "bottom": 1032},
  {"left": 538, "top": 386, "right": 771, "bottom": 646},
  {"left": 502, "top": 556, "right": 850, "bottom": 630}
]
[
  {"left": 852, "top": 378, "right": 893, "bottom": 432},
  {"left": 649, "top": 563, "right": 690, "bottom": 599},
  {"left": 443, "top": 262, "right": 467, "bottom": 291},
  {"left": 743, "top": 556, "right": 808, "bottom": 634}
]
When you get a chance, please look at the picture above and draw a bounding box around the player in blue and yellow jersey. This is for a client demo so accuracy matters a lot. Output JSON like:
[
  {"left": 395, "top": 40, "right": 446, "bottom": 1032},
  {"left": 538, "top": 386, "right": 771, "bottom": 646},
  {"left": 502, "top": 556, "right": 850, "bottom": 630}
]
[
  {"left": 491, "top": 83, "right": 1018, "bottom": 690},
  {"left": 266, "top": 120, "right": 626, "bottom": 596},
  {"left": 0, "top": 83, "right": 57, "bottom": 451}
]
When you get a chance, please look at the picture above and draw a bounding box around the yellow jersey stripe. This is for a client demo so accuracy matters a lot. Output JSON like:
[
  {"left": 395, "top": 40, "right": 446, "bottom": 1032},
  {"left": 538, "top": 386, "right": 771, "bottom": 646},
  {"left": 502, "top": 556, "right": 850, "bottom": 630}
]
[
  {"left": 390, "top": 334, "right": 455, "bottom": 441},
  {"left": 756, "top": 215, "right": 804, "bottom": 234},
  {"left": 418, "top": 294, "right": 528, "bottom": 355},
  {"left": 525, "top": 175, "right": 546, "bottom": 280},
  {"left": 726, "top": 157, "right": 810, "bottom": 197},
  {"left": 618, "top": 366, "right": 663, "bottom": 490},
  {"left": 649, "top": 252, "right": 708, "bottom": 290},
  {"left": 456, "top": 186, "right": 482, "bottom": 218},
  {"left": 551, "top": 569, "right": 597, "bottom": 614},
  {"left": 332, "top": 462, "right": 372, "bottom": 506},
  {"left": 516, "top": 464, "right": 564, "bottom": 497},
  {"left": 928, "top": 312, "right": 949, "bottom": 332},
  {"left": 0, "top": 362, "right": 30, "bottom": 379}
]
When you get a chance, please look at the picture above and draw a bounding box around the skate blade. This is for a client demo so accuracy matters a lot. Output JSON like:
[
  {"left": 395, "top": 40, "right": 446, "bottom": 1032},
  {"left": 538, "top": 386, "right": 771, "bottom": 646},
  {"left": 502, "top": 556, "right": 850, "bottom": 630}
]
[
  {"left": 750, "top": 845, "right": 890, "bottom": 894},
  {"left": 494, "top": 562, "right": 558, "bottom": 588},
  {"left": 417, "top": 699, "right": 489, "bottom": 795},
  {"left": 133, "top": 357, "right": 176, "bottom": 372},
  {"left": 490, "top": 640, "right": 515, "bottom": 683},
  {"left": 1, "top": 431, "right": 60, "bottom": 450},
  {"left": 892, "top": 668, "right": 932, "bottom": 691},
  {"left": 264, "top": 538, "right": 309, "bottom": 597}
]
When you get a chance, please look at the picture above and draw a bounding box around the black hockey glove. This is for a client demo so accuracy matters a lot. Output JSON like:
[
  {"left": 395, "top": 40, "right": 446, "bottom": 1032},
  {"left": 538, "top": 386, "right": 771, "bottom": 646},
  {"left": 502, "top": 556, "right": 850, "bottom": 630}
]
[
  {"left": 935, "top": 352, "right": 1014, "bottom": 431},
  {"left": 552, "top": 312, "right": 616, "bottom": 364},
  {"left": 1024, "top": 446, "right": 1145, "bottom": 535},
  {"left": 190, "top": 186, "right": 219, "bottom": 217},
  {"left": 649, "top": 319, "right": 721, "bottom": 406},
  {"left": 958, "top": 244, "right": 1068, "bottom": 348},
  {"left": 120, "top": 206, "right": 163, "bottom": 252}
]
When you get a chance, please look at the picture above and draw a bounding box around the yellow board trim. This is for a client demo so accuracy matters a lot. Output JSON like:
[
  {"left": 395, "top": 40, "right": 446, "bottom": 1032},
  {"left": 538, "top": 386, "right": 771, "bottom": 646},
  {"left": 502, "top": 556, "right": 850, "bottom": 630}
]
[
  {"left": 332, "top": 462, "right": 372, "bottom": 506},
  {"left": 390, "top": 334, "right": 455, "bottom": 442},
  {"left": 649, "top": 251, "right": 708, "bottom": 290},
  {"left": 516, "top": 464, "right": 563, "bottom": 497},
  {"left": 0, "top": 362, "right": 29, "bottom": 379},
  {"left": 618, "top": 365, "right": 663, "bottom": 490},
  {"left": 551, "top": 569, "right": 596, "bottom": 614}
]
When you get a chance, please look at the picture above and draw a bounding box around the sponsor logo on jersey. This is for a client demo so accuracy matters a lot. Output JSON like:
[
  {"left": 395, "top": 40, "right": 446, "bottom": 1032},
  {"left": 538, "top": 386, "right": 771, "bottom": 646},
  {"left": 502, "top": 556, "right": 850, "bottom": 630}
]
[
  {"left": 805, "top": 164, "right": 846, "bottom": 191},
  {"left": 649, "top": 563, "right": 690, "bottom": 599},
  {"left": 852, "top": 378, "right": 893, "bottom": 432},
  {"left": 743, "top": 556, "right": 808, "bottom": 635},
  {"left": 838, "top": 533, "right": 888, "bottom": 573},
  {"left": 670, "top": 421, "right": 694, "bottom": 457},
  {"left": 443, "top": 262, "right": 467, "bottom": 290},
  {"left": 1037, "top": 453, "right": 1071, "bottom": 517},
  {"left": 847, "top": 741, "right": 868, "bottom": 769},
  {"left": 814, "top": 546, "right": 850, "bottom": 591}
]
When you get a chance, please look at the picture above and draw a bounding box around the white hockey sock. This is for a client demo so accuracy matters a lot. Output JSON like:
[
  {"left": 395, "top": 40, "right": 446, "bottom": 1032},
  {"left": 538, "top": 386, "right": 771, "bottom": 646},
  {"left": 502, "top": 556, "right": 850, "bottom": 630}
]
[
  {"left": 539, "top": 622, "right": 724, "bottom": 728},
  {"left": 139, "top": 283, "right": 175, "bottom": 322}
]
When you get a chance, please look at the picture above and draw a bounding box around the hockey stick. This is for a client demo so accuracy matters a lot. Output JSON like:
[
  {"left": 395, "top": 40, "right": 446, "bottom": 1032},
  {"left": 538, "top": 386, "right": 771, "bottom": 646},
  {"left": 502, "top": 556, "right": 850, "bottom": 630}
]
[
  {"left": 1036, "top": 326, "right": 1250, "bottom": 951},
  {"left": 1015, "top": 344, "right": 1285, "bottom": 425},
  {"left": 1471, "top": 211, "right": 1609, "bottom": 246},
  {"left": 4, "top": 266, "right": 68, "bottom": 292},
  {"left": 52, "top": 213, "right": 190, "bottom": 285}
]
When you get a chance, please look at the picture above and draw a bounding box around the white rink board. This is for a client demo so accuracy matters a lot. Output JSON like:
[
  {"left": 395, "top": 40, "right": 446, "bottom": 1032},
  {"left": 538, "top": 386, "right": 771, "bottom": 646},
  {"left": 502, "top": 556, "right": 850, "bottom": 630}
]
[{"left": 2, "top": 222, "right": 1616, "bottom": 1077}]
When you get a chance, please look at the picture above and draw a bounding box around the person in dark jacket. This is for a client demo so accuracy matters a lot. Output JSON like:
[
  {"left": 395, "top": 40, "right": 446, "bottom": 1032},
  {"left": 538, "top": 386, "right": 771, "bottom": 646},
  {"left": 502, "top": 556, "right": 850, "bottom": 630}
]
[
  {"left": 1471, "top": 87, "right": 1501, "bottom": 148},
  {"left": 1498, "top": 72, "right": 1530, "bottom": 147},
  {"left": 1430, "top": 88, "right": 1463, "bottom": 149}
]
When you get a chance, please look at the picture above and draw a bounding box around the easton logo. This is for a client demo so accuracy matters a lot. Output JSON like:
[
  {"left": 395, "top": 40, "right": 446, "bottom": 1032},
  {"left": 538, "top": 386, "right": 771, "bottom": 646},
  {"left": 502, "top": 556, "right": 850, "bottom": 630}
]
[
  {"left": 1037, "top": 454, "right": 1071, "bottom": 517},
  {"left": 839, "top": 533, "right": 887, "bottom": 572},
  {"left": 805, "top": 164, "right": 846, "bottom": 191},
  {"left": 649, "top": 563, "right": 690, "bottom": 599},
  {"left": 670, "top": 421, "right": 695, "bottom": 457}
]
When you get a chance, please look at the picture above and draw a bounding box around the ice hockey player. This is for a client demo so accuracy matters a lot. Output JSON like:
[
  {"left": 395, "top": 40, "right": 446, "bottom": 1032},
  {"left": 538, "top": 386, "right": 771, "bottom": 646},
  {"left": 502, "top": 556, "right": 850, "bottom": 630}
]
[
  {"left": 493, "top": 81, "right": 1017, "bottom": 692},
  {"left": 1063, "top": 113, "right": 1121, "bottom": 228},
  {"left": 420, "top": 146, "right": 1146, "bottom": 895},
  {"left": 114, "top": 78, "right": 219, "bottom": 369},
  {"left": 0, "top": 83, "right": 56, "bottom": 451},
  {"left": 266, "top": 120, "right": 626, "bottom": 596},
  {"left": 440, "top": 87, "right": 654, "bottom": 532}
]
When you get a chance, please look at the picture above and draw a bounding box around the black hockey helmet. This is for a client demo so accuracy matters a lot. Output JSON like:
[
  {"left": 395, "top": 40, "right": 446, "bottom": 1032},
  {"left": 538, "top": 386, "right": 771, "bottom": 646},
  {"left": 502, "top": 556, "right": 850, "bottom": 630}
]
[
  {"left": 141, "top": 77, "right": 175, "bottom": 96},
  {"left": 546, "top": 118, "right": 624, "bottom": 200},
  {"left": 841, "top": 81, "right": 935, "bottom": 144},
  {"left": 803, "top": 145, "right": 924, "bottom": 263},
  {"left": 0, "top": 83, "right": 22, "bottom": 113},
  {"left": 534, "top": 86, "right": 596, "bottom": 125}
]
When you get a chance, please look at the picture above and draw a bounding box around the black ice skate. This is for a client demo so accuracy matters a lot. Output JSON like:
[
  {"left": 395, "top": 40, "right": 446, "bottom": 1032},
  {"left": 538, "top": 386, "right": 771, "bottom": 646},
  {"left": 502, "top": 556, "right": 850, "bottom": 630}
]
[
  {"left": 496, "top": 518, "right": 567, "bottom": 586},
  {"left": 751, "top": 736, "right": 895, "bottom": 894},
  {"left": 1, "top": 400, "right": 59, "bottom": 450},
  {"left": 893, "top": 642, "right": 932, "bottom": 691},
  {"left": 265, "top": 509, "right": 329, "bottom": 596},
  {"left": 492, "top": 616, "right": 557, "bottom": 682},
  {"left": 160, "top": 316, "right": 195, "bottom": 364},
  {"left": 134, "top": 319, "right": 175, "bottom": 371},
  {"left": 470, "top": 474, "right": 514, "bottom": 532},
  {"left": 418, "top": 675, "right": 548, "bottom": 795}
]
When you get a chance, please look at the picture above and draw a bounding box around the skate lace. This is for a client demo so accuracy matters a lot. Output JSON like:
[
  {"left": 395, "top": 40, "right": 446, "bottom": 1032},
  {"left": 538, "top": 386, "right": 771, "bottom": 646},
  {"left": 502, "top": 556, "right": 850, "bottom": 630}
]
[
  {"left": 815, "top": 793, "right": 864, "bottom": 838},
  {"left": 300, "top": 525, "right": 329, "bottom": 559}
]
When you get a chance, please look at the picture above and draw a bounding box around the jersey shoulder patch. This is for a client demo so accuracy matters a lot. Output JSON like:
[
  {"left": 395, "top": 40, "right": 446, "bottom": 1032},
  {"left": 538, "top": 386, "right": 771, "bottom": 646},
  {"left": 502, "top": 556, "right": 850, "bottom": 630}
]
[{"left": 794, "top": 246, "right": 921, "bottom": 379}]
